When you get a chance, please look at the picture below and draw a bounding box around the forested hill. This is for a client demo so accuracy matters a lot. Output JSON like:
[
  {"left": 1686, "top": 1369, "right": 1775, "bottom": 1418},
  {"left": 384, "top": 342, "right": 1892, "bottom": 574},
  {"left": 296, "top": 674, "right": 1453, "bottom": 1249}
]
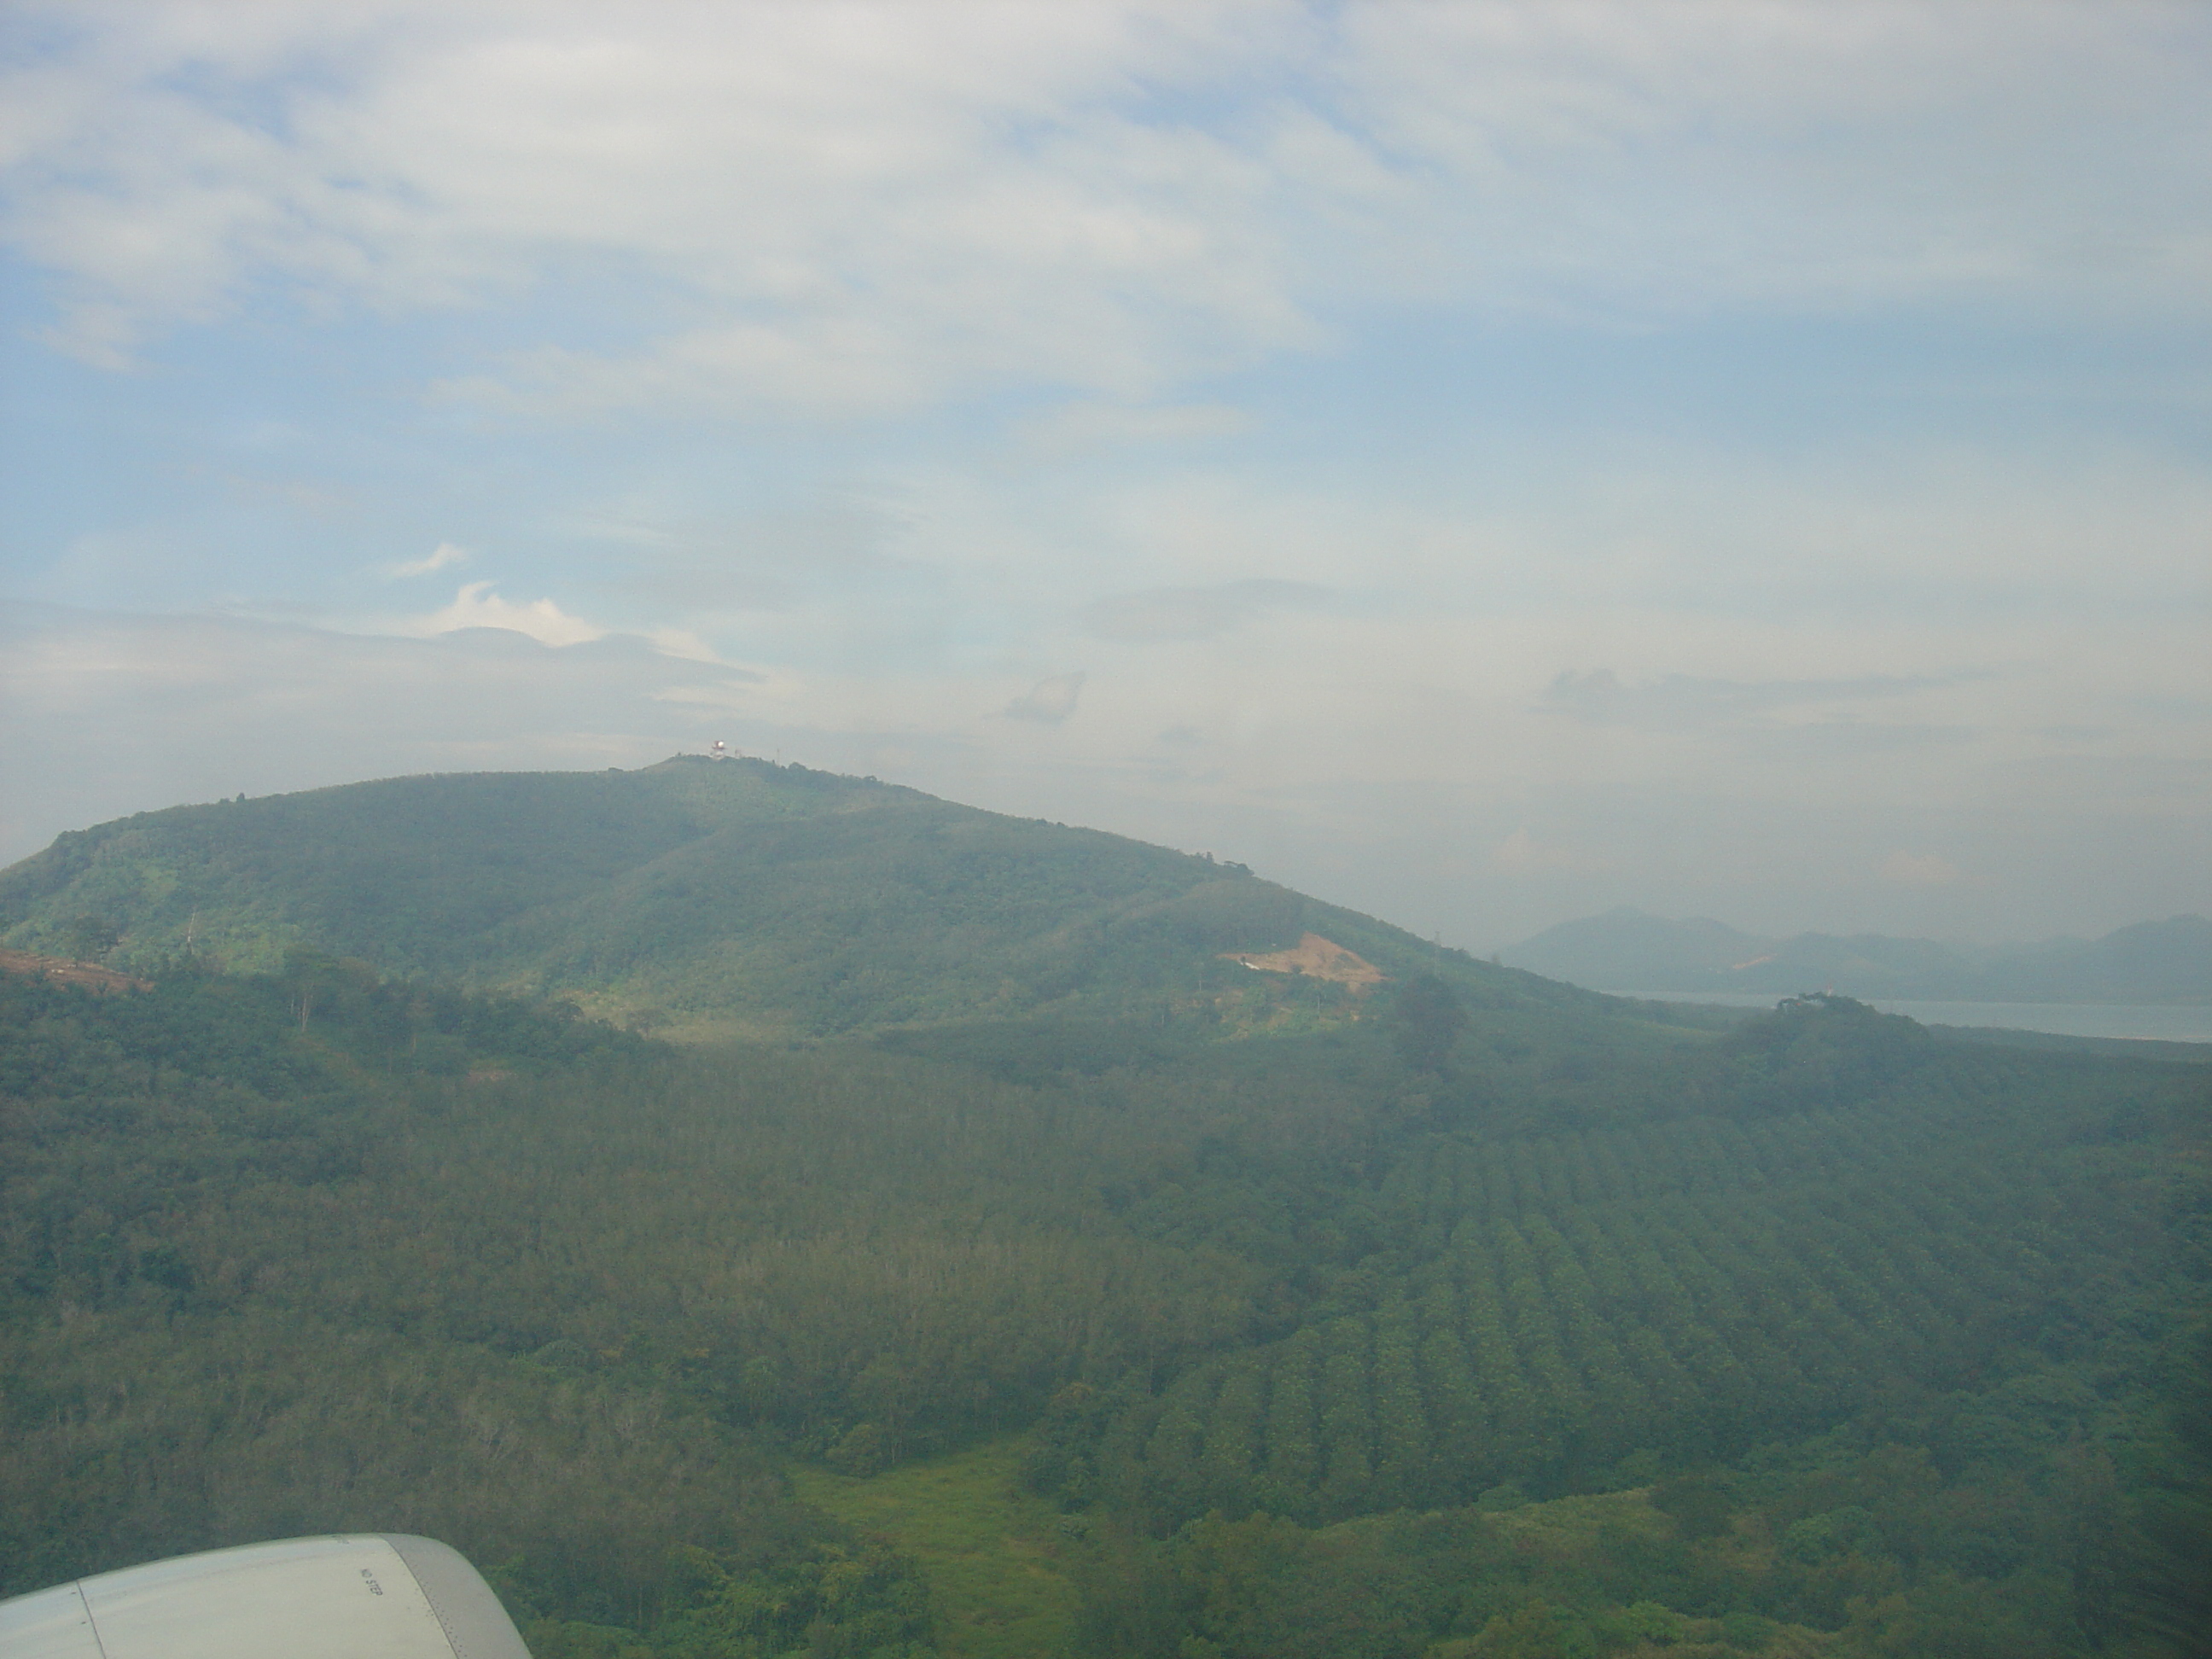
[{"left": 0, "top": 759, "right": 1586, "bottom": 1040}]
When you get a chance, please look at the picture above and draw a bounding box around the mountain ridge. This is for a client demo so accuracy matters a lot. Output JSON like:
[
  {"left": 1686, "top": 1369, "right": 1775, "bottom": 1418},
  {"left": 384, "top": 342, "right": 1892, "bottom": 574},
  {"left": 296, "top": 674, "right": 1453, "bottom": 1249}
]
[{"left": 0, "top": 757, "right": 1594, "bottom": 1042}]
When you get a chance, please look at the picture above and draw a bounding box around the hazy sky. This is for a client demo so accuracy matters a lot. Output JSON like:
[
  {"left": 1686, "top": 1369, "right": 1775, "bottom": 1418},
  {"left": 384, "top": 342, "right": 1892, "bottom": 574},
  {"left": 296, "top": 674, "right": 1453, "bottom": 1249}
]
[{"left": 3, "top": 1, "right": 2207, "bottom": 949}]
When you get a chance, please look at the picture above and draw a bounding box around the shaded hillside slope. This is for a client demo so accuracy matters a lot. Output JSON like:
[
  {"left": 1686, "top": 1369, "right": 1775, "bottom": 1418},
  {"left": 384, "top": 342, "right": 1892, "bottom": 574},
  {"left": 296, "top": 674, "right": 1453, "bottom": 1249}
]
[{"left": 0, "top": 759, "right": 1591, "bottom": 1040}]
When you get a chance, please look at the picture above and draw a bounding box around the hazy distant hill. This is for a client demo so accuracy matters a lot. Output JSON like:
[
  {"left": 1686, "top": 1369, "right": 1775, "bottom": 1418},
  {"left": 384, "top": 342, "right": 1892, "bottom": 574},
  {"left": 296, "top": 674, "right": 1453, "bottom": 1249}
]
[
  {"left": 0, "top": 758, "right": 1585, "bottom": 1040},
  {"left": 1502, "top": 904, "right": 2212, "bottom": 1004}
]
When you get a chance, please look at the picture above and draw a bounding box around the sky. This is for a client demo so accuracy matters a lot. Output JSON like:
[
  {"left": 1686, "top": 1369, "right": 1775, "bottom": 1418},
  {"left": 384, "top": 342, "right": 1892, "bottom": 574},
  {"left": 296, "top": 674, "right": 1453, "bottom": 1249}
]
[{"left": 2, "top": 0, "right": 2208, "bottom": 952}]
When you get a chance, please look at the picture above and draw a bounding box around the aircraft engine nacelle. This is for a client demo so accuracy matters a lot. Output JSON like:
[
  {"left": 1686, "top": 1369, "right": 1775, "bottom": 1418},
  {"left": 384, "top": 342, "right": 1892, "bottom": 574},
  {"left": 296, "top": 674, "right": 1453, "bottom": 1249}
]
[{"left": 0, "top": 1534, "right": 531, "bottom": 1659}]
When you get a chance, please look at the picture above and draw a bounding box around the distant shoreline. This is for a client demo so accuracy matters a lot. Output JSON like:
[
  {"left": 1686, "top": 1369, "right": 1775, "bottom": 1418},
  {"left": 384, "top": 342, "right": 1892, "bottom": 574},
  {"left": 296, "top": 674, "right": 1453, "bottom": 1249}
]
[{"left": 1614, "top": 990, "right": 2212, "bottom": 1045}]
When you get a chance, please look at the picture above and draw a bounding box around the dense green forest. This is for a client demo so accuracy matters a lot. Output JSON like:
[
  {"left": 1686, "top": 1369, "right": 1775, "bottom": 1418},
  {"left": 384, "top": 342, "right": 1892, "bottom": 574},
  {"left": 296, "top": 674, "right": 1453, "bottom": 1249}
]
[{"left": 3, "top": 767, "right": 2209, "bottom": 1658}]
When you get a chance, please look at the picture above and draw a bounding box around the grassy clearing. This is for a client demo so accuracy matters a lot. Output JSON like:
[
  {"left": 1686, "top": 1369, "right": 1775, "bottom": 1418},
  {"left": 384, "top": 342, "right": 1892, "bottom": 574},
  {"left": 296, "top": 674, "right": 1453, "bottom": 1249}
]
[
  {"left": 1481, "top": 1487, "right": 1669, "bottom": 1548},
  {"left": 794, "top": 1437, "right": 1082, "bottom": 1659}
]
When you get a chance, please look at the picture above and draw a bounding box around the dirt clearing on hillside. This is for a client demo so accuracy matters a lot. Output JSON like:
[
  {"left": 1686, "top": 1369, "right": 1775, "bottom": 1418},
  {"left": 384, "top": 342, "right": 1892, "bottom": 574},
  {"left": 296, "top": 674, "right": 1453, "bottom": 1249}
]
[
  {"left": 0, "top": 948, "right": 151, "bottom": 993},
  {"left": 1222, "top": 932, "right": 1386, "bottom": 990}
]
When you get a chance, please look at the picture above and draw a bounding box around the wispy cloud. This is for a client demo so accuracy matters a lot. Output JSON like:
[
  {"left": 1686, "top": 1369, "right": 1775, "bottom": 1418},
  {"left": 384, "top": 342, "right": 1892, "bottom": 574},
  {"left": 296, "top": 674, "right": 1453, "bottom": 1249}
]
[
  {"left": 406, "top": 582, "right": 604, "bottom": 649},
  {"left": 643, "top": 627, "right": 729, "bottom": 665},
  {"left": 10, "top": 3, "right": 2205, "bottom": 387},
  {"left": 387, "top": 542, "right": 469, "bottom": 579},
  {"left": 1002, "top": 672, "right": 1086, "bottom": 725}
]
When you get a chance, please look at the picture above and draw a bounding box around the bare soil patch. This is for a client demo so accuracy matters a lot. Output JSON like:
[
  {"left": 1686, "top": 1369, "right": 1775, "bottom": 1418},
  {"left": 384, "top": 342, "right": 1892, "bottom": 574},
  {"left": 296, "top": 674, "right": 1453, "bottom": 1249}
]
[
  {"left": 1222, "top": 932, "right": 1387, "bottom": 990},
  {"left": 0, "top": 948, "right": 152, "bottom": 993}
]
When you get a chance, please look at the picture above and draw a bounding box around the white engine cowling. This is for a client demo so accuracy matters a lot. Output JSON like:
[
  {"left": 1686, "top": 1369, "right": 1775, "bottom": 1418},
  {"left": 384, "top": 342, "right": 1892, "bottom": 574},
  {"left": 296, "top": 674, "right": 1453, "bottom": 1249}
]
[{"left": 0, "top": 1535, "right": 531, "bottom": 1659}]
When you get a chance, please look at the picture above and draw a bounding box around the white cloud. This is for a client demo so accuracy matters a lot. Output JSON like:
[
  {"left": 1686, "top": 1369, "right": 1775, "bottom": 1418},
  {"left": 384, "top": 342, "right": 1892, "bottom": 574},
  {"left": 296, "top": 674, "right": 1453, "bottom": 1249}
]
[
  {"left": 643, "top": 626, "right": 726, "bottom": 665},
  {"left": 387, "top": 540, "right": 468, "bottom": 579},
  {"left": 406, "top": 580, "right": 604, "bottom": 647},
  {"left": 1, "top": 1, "right": 1316, "bottom": 399},
  {"left": 5, "top": 2, "right": 2207, "bottom": 396},
  {"left": 1327, "top": 2, "right": 2212, "bottom": 319}
]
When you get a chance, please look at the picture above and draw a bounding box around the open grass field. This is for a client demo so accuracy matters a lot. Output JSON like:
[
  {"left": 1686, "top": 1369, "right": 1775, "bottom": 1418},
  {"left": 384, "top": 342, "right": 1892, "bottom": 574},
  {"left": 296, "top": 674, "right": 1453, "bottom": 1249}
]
[{"left": 794, "top": 1437, "right": 1084, "bottom": 1659}]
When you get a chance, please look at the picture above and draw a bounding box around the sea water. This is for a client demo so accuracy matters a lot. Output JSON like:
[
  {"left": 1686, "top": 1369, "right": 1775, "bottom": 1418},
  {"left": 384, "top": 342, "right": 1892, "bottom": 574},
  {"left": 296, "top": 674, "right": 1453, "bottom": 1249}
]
[{"left": 1616, "top": 991, "right": 2212, "bottom": 1045}]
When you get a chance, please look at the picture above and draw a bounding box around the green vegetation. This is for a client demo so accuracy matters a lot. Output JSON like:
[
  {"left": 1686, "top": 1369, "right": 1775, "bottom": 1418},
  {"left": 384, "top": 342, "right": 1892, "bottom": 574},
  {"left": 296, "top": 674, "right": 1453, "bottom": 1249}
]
[
  {"left": 795, "top": 1438, "right": 1082, "bottom": 1659},
  {"left": 3, "top": 766, "right": 2209, "bottom": 1657},
  {"left": 1068, "top": 1380, "right": 2178, "bottom": 1658},
  {"left": 0, "top": 759, "right": 1594, "bottom": 1040}
]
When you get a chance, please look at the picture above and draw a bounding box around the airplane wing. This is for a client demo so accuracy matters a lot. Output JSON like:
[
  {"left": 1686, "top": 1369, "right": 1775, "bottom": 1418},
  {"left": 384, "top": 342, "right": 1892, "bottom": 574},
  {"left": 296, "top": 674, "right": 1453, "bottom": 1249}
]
[{"left": 0, "top": 1534, "right": 531, "bottom": 1659}]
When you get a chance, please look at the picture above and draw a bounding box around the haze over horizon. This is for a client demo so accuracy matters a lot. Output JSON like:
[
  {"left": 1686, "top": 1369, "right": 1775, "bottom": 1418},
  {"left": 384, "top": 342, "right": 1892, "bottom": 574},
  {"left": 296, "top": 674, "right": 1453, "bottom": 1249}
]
[{"left": 4, "top": 2, "right": 2208, "bottom": 953}]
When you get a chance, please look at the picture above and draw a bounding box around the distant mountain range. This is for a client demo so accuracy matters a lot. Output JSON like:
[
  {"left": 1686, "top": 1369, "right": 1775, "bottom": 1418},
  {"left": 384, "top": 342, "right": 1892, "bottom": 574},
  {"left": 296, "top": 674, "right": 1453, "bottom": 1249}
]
[{"left": 1500, "top": 906, "right": 2212, "bottom": 1004}]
